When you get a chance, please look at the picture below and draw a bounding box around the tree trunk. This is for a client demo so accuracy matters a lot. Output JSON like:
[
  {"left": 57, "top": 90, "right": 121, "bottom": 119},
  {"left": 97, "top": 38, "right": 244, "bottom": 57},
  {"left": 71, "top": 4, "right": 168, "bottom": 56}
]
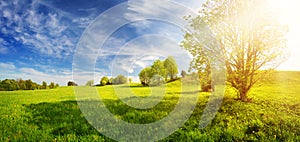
[{"left": 239, "top": 88, "right": 250, "bottom": 102}]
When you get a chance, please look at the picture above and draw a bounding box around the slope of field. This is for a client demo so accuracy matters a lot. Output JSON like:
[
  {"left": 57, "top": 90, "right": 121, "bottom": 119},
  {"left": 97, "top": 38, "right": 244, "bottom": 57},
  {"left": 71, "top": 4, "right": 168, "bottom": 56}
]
[{"left": 0, "top": 71, "right": 299, "bottom": 141}]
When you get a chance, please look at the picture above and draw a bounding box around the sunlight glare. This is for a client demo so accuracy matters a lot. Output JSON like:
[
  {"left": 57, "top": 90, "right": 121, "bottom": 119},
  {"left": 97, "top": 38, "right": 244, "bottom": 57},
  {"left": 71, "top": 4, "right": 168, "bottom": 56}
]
[{"left": 268, "top": 0, "right": 300, "bottom": 70}]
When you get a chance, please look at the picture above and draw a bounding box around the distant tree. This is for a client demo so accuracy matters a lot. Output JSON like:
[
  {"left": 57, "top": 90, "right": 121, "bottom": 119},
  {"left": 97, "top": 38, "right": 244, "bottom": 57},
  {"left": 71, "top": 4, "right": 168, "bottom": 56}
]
[
  {"left": 55, "top": 83, "right": 59, "bottom": 88},
  {"left": 0, "top": 79, "right": 19, "bottom": 91},
  {"left": 150, "top": 60, "right": 166, "bottom": 78},
  {"left": 108, "top": 78, "right": 113, "bottom": 85},
  {"left": 36, "top": 84, "right": 42, "bottom": 89},
  {"left": 0, "top": 80, "right": 3, "bottom": 91},
  {"left": 139, "top": 67, "right": 151, "bottom": 85},
  {"left": 42, "top": 81, "right": 47, "bottom": 89},
  {"left": 31, "top": 82, "right": 38, "bottom": 90},
  {"left": 0, "top": 79, "right": 58, "bottom": 90},
  {"left": 181, "top": 70, "right": 187, "bottom": 78},
  {"left": 128, "top": 78, "right": 132, "bottom": 84},
  {"left": 17, "top": 79, "right": 26, "bottom": 90},
  {"left": 25, "top": 79, "right": 35, "bottom": 90},
  {"left": 138, "top": 59, "right": 171, "bottom": 86},
  {"left": 100, "top": 77, "right": 109, "bottom": 86},
  {"left": 49, "top": 82, "right": 55, "bottom": 89},
  {"left": 67, "top": 81, "right": 78, "bottom": 86},
  {"left": 182, "top": 0, "right": 288, "bottom": 101},
  {"left": 112, "top": 75, "right": 127, "bottom": 85},
  {"left": 164, "top": 56, "right": 178, "bottom": 80},
  {"left": 85, "top": 80, "right": 94, "bottom": 86}
]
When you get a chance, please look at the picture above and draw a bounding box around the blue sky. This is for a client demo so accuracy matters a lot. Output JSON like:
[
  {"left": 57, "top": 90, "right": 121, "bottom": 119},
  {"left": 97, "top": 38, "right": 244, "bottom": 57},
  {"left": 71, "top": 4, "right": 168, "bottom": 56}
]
[
  {"left": 0, "top": 0, "right": 205, "bottom": 85},
  {"left": 1, "top": 0, "right": 299, "bottom": 86}
]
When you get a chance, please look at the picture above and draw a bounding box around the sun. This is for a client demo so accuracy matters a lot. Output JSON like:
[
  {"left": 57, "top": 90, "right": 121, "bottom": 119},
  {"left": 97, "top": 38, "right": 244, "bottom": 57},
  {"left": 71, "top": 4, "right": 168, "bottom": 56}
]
[
  {"left": 268, "top": 0, "right": 294, "bottom": 24},
  {"left": 267, "top": 0, "right": 300, "bottom": 71}
]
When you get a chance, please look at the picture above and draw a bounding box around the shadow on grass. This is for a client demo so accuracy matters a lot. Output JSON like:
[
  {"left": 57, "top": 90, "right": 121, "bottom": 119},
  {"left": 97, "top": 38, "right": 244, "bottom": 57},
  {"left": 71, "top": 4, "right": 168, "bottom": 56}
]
[
  {"left": 167, "top": 90, "right": 201, "bottom": 95},
  {"left": 23, "top": 101, "right": 105, "bottom": 137},
  {"left": 22, "top": 95, "right": 299, "bottom": 141},
  {"left": 119, "top": 85, "right": 148, "bottom": 88},
  {"left": 22, "top": 96, "right": 181, "bottom": 138}
]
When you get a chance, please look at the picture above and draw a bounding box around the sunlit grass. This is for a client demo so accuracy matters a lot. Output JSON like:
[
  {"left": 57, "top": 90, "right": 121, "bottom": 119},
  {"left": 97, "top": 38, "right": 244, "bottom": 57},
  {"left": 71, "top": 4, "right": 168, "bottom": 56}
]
[{"left": 0, "top": 71, "right": 299, "bottom": 141}]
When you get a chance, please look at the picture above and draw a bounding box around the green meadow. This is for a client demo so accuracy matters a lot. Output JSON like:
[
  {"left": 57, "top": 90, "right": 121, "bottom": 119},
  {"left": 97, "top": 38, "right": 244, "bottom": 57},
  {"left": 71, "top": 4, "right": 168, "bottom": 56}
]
[{"left": 0, "top": 71, "right": 299, "bottom": 141}]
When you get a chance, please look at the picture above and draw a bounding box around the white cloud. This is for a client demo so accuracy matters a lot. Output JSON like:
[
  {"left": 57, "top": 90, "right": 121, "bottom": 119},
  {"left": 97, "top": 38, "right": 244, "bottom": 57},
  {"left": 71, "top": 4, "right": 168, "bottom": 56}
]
[
  {"left": 125, "top": 0, "right": 204, "bottom": 32},
  {"left": 140, "top": 55, "right": 159, "bottom": 61},
  {"left": 0, "top": 0, "right": 76, "bottom": 58},
  {"left": 72, "top": 0, "right": 203, "bottom": 83},
  {"left": 0, "top": 38, "right": 8, "bottom": 54},
  {"left": 126, "top": 0, "right": 194, "bottom": 20},
  {"left": 20, "top": 69, "right": 72, "bottom": 86},
  {"left": 0, "top": 62, "right": 16, "bottom": 70},
  {"left": 72, "top": 17, "right": 94, "bottom": 28},
  {"left": 0, "top": 37, "right": 9, "bottom": 54},
  {"left": 106, "top": 34, "right": 191, "bottom": 77},
  {"left": 128, "top": 75, "right": 140, "bottom": 83},
  {"left": 16, "top": 67, "right": 72, "bottom": 86},
  {"left": 0, "top": 1, "right": 8, "bottom": 7},
  {"left": 20, "top": 68, "right": 46, "bottom": 76},
  {"left": 0, "top": 62, "right": 74, "bottom": 86},
  {"left": 173, "top": 0, "right": 205, "bottom": 12},
  {"left": 73, "top": 70, "right": 109, "bottom": 86},
  {"left": 0, "top": 47, "right": 8, "bottom": 54},
  {"left": 3, "top": 9, "right": 11, "bottom": 18}
]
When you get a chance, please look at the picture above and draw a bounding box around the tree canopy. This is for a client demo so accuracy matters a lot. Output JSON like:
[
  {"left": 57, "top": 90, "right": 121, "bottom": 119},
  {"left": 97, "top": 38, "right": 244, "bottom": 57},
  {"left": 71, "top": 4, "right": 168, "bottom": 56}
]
[
  {"left": 100, "top": 77, "right": 109, "bottom": 86},
  {"left": 139, "top": 57, "right": 179, "bottom": 86},
  {"left": 42, "top": 81, "right": 47, "bottom": 89},
  {"left": 182, "top": 0, "right": 288, "bottom": 101},
  {"left": 0, "top": 79, "right": 59, "bottom": 91},
  {"left": 150, "top": 60, "right": 166, "bottom": 79},
  {"left": 49, "top": 82, "right": 55, "bottom": 89},
  {"left": 164, "top": 56, "right": 179, "bottom": 80},
  {"left": 139, "top": 67, "right": 151, "bottom": 85}
]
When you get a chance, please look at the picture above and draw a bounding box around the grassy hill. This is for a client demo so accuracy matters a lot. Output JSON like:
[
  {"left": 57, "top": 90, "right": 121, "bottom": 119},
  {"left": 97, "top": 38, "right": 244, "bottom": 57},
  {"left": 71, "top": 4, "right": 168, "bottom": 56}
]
[{"left": 0, "top": 71, "right": 299, "bottom": 141}]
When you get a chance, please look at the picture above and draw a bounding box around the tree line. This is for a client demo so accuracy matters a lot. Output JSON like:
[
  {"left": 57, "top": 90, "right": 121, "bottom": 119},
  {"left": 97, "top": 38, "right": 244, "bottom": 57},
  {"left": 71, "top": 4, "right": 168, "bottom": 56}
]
[{"left": 0, "top": 79, "right": 59, "bottom": 91}]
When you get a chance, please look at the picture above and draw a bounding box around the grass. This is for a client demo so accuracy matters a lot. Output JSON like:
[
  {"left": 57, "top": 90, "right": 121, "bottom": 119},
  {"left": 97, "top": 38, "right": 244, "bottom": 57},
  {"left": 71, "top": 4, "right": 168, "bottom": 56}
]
[{"left": 0, "top": 71, "right": 300, "bottom": 141}]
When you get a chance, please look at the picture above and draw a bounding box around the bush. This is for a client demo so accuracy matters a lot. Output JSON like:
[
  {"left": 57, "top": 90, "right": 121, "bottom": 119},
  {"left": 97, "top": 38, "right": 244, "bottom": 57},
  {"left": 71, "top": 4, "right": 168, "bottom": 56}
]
[
  {"left": 100, "top": 77, "right": 109, "bottom": 86},
  {"left": 67, "top": 81, "right": 78, "bottom": 86}
]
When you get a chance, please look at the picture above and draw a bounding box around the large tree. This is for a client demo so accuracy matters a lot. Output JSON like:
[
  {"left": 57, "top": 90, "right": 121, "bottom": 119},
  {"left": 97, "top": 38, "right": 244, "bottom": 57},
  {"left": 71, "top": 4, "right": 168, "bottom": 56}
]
[
  {"left": 164, "top": 56, "right": 179, "bottom": 80},
  {"left": 139, "top": 67, "right": 151, "bottom": 85},
  {"left": 138, "top": 59, "right": 167, "bottom": 86},
  {"left": 150, "top": 60, "right": 166, "bottom": 78},
  {"left": 182, "top": 0, "right": 288, "bottom": 101},
  {"left": 49, "top": 82, "right": 55, "bottom": 89},
  {"left": 42, "top": 81, "right": 47, "bottom": 89}
]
